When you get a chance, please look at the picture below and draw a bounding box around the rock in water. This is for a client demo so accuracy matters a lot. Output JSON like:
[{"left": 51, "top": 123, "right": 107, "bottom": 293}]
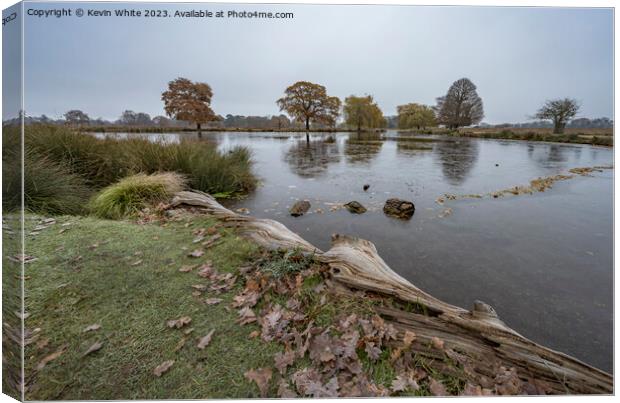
[
  {"left": 289, "top": 200, "right": 311, "bottom": 217},
  {"left": 363, "top": 184, "right": 370, "bottom": 191},
  {"left": 344, "top": 201, "right": 367, "bottom": 214},
  {"left": 383, "top": 198, "right": 415, "bottom": 219}
]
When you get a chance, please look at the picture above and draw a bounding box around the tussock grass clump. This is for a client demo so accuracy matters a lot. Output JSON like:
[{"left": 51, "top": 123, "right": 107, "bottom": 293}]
[
  {"left": 22, "top": 152, "right": 92, "bottom": 215},
  {"left": 23, "top": 125, "right": 257, "bottom": 195},
  {"left": 24, "top": 125, "right": 132, "bottom": 187},
  {"left": 2, "top": 125, "right": 258, "bottom": 216},
  {"left": 89, "top": 172, "right": 186, "bottom": 219},
  {"left": 124, "top": 138, "right": 256, "bottom": 194},
  {"left": 2, "top": 142, "right": 92, "bottom": 215}
]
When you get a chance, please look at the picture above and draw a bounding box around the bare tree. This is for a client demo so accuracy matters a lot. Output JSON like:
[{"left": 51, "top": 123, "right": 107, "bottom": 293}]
[
  {"left": 534, "top": 98, "right": 580, "bottom": 134},
  {"left": 435, "top": 78, "right": 484, "bottom": 129}
]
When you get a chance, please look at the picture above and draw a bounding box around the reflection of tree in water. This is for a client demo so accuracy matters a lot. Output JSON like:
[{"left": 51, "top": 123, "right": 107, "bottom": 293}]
[
  {"left": 396, "top": 141, "right": 434, "bottom": 157},
  {"left": 434, "top": 139, "right": 479, "bottom": 185},
  {"left": 284, "top": 139, "right": 340, "bottom": 178},
  {"left": 526, "top": 143, "right": 570, "bottom": 170},
  {"left": 344, "top": 132, "right": 384, "bottom": 164}
]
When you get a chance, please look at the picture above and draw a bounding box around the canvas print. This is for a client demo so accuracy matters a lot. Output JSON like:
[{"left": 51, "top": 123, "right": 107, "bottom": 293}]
[{"left": 1, "top": 1, "right": 614, "bottom": 400}]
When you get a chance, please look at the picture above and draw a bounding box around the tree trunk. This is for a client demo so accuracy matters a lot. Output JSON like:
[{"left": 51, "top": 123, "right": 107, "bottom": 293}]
[
  {"left": 305, "top": 117, "right": 310, "bottom": 131},
  {"left": 170, "top": 191, "right": 613, "bottom": 395},
  {"left": 196, "top": 122, "right": 202, "bottom": 131}
]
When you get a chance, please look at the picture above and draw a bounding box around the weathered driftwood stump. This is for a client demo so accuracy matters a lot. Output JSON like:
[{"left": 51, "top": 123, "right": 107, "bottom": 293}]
[{"left": 171, "top": 190, "right": 613, "bottom": 394}]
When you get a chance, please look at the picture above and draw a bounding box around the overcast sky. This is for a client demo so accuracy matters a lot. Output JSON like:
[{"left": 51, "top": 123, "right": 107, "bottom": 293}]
[{"left": 9, "top": 2, "right": 614, "bottom": 123}]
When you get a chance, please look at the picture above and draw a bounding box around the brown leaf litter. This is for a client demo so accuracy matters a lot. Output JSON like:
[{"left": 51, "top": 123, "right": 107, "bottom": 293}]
[{"left": 153, "top": 360, "right": 174, "bottom": 377}]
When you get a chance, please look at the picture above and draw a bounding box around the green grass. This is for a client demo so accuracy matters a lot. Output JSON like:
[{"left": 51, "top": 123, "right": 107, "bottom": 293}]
[
  {"left": 2, "top": 212, "right": 23, "bottom": 400},
  {"left": 89, "top": 173, "right": 185, "bottom": 219},
  {"left": 22, "top": 214, "right": 281, "bottom": 400},
  {"left": 359, "top": 348, "right": 397, "bottom": 388},
  {"left": 257, "top": 248, "right": 315, "bottom": 278}
]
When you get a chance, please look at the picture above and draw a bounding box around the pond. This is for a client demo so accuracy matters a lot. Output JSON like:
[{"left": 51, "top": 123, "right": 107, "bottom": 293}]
[{"left": 96, "top": 130, "right": 614, "bottom": 372}]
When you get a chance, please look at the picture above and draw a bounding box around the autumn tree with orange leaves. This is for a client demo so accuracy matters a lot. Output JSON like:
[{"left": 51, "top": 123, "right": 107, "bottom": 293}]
[
  {"left": 161, "top": 78, "right": 219, "bottom": 130},
  {"left": 276, "top": 81, "right": 341, "bottom": 138}
]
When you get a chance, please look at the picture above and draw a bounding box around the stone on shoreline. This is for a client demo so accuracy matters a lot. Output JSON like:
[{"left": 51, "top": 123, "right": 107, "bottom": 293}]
[
  {"left": 289, "top": 200, "right": 311, "bottom": 217},
  {"left": 344, "top": 201, "right": 367, "bottom": 214},
  {"left": 383, "top": 198, "right": 415, "bottom": 220}
]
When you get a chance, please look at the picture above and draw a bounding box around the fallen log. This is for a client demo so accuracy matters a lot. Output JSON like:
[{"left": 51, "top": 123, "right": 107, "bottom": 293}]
[{"left": 171, "top": 190, "right": 613, "bottom": 394}]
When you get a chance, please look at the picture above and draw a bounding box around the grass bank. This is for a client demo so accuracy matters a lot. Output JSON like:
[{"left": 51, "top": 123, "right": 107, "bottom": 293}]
[
  {"left": 19, "top": 211, "right": 468, "bottom": 399},
  {"left": 21, "top": 213, "right": 275, "bottom": 399},
  {"left": 454, "top": 127, "right": 613, "bottom": 146},
  {"left": 2, "top": 124, "right": 257, "bottom": 215}
]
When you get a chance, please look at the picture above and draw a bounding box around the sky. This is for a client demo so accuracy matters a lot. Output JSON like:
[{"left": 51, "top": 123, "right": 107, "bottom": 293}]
[{"left": 5, "top": 2, "right": 614, "bottom": 123}]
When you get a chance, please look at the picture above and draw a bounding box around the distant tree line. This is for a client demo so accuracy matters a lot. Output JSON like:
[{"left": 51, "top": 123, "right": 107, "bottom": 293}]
[
  {"left": 6, "top": 77, "right": 611, "bottom": 135},
  {"left": 476, "top": 117, "right": 613, "bottom": 130}
]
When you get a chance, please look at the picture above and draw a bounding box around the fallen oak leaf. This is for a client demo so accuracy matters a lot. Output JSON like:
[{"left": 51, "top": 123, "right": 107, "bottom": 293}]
[
  {"left": 391, "top": 375, "right": 408, "bottom": 392},
  {"left": 244, "top": 367, "right": 272, "bottom": 397},
  {"left": 277, "top": 380, "right": 297, "bottom": 398},
  {"left": 179, "top": 265, "right": 194, "bottom": 273},
  {"left": 309, "top": 332, "right": 336, "bottom": 363},
  {"left": 429, "top": 377, "right": 448, "bottom": 396},
  {"left": 461, "top": 383, "right": 483, "bottom": 396},
  {"left": 244, "top": 278, "right": 260, "bottom": 292},
  {"left": 153, "top": 360, "right": 174, "bottom": 377},
  {"left": 197, "top": 329, "right": 215, "bottom": 350},
  {"left": 274, "top": 350, "right": 295, "bottom": 374},
  {"left": 403, "top": 330, "right": 416, "bottom": 348},
  {"left": 391, "top": 374, "right": 419, "bottom": 393},
  {"left": 202, "top": 234, "right": 222, "bottom": 248},
  {"left": 167, "top": 316, "right": 192, "bottom": 329},
  {"left": 237, "top": 307, "right": 257, "bottom": 325},
  {"left": 197, "top": 264, "right": 216, "bottom": 278},
  {"left": 431, "top": 336, "right": 445, "bottom": 350},
  {"left": 83, "top": 341, "right": 103, "bottom": 356},
  {"left": 188, "top": 249, "right": 204, "bottom": 258},
  {"left": 37, "top": 344, "right": 67, "bottom": 370},
  {"left": 390, "top": 347, "right": 403, "bottom": 361},
  {"left": 130, "top": 259, "right": 143, "bottom": 266},
  {"left": 83, "top": 323, "right": 101, "bottom": 332},
  {"left": 205, "top": 298, "right": 223, "bottom": 305},
  {"left": 248, "top": 330, "right": 260, "bottom": 339},
  {"left": 364, "top": 341, "right": 381, "bottom": 361}
]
